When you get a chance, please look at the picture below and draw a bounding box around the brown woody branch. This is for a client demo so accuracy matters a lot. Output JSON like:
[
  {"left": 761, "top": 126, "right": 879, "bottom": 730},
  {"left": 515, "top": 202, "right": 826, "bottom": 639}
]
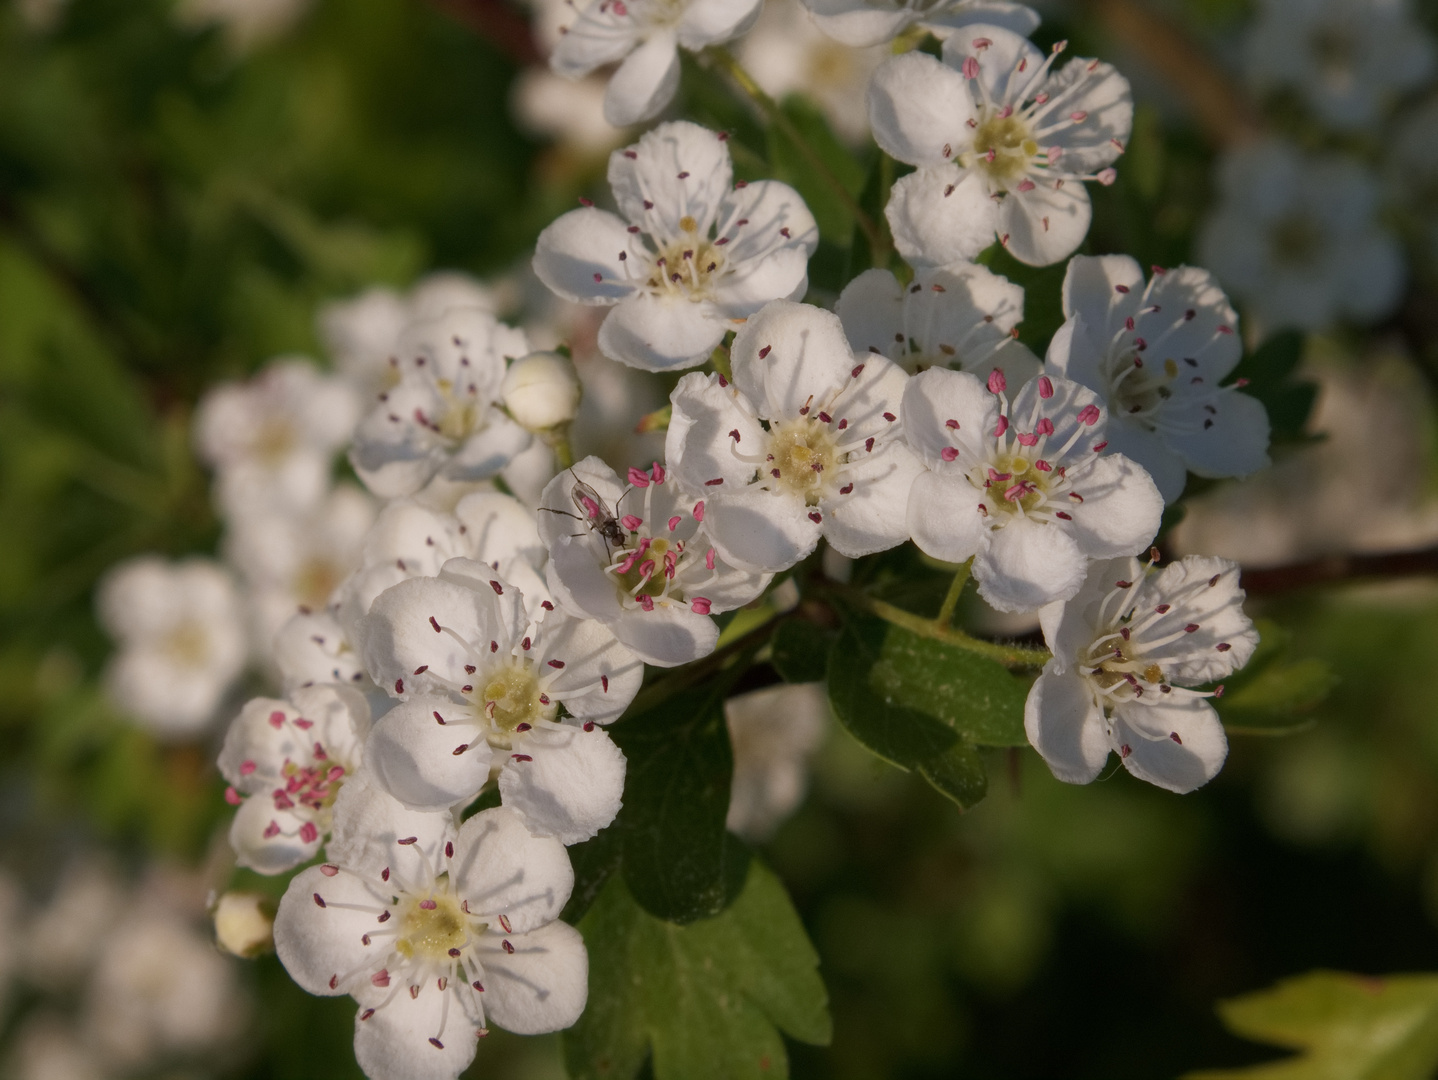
[{"left": 1241, "top": 547, "right": 1438, "bottom": 594}]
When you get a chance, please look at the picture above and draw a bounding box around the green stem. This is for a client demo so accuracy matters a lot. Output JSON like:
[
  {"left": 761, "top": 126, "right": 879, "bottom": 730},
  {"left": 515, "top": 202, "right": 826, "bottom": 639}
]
[
  {"left": 707, "top": 47, "right": 886, "bottom": 260},
  {"left": 832, "top": 585, "right": 1050, "bottom": 669},
  {"left": 548, "top": 427, "right": 575, "bottom": 471},
  {"left": 934, "top": 560, "right": 971, "bottom": 629}
]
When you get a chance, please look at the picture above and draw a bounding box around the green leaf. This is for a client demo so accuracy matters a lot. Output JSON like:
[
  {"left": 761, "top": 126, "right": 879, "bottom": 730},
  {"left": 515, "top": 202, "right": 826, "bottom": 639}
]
[
  {"left": 1230, "top": 332, "right": 1318, "bottom": 445},
  {"left": 826, "top": 617, "right": 999, "bottom": 809},
  {"left": 563, "top": 861, "right": 831, "bottom": 1080},
  {"left": 1186, "top": 971, "right": 1438, "bottom": 1080},
  {"left": 868, "top": 623, "right": 1030, "bottom": 747},
  {"left": 770, "top": 620, "right": 835, "bottom": 684},
  {"left": 610, "top": 682, "right": 750, "bottom": 924},
  {"left": 1214, "top": 619, "right": 1336, "bottom": 736}
]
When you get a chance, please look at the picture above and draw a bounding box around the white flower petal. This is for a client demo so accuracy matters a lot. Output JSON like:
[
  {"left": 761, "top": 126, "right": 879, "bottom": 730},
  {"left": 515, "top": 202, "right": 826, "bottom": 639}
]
[
  {"left": 533, "top": 208, "right": 637, "bottom": 305},
  {"left": 1100, "top": 417, "right": 1190, "bottom": 504},
  {"left": 806, "top": 0, "right": 912, "bottom": 47},
  {"left": 901, "top": 367, "right": 997, "bottom": 466},
  {"left": 677, "top": 0, "right": 764, "bottom": 48},
  {"left": 940, "top": 23, "right": 1044, "bottom": 107},
  {"left": 868, "top": 51, "right": 976, "bottom": 167},
  {"left": 709, "top": 180, "right": 818, "bottom": 314},
  {"left": 500, "top": 723, "right": 628, "bottom": 844},
  {"left": 823, "top": 440, "right": 924, "bottom": 557},
  {"left": 1162, "top": 390, "right": 1271, "bottom": 482},
  {"left": 611, "top": 599, "right": 721, "bottom": 666},
  {"left": 325, "top": 773, "right": 458, "bottom": 887},
  {"left": 1147, "top": 556, "right": 1257, "bottom": 684},
  {"left": 230, "top": 798, "right": 322, "bottom": 875},
  {"left": 1111, "top": 697, "right": 1227, "bottom": 794},
  {"left": 704, "top": 488, "right": 822, "bottom": 573},
  {"left": 996, "top": 180, "right": 1093, "bottom": 267},
  {"left": 975, "top": 516, "right": 1087, "bottom": 612},
  {"left": 886, "top": 166, "right": 997, "bottom": 268},
  {"left": 1061, "top": 253, "right": 1143, "bottom": 325},
  {"left": 1064, "top": 452, "right": 1163, "bottom": 559},
  {"left": 452, "top": 806, "right": 574, "bottom": 932},
  {"left": 353, "top": 985, "right": 479, "bottom": 1080},
  {"left": 274, "top": 865, "right": 385, "bottom": 996},
  {"left": 609, "top": 120, "right": 734, "bottom": 235},
  {"left": 551, "top": 0, "right": 641, "bottom": 75},
  {"left": 537, "top": 614, "right": 643, "bottom": 724},
  {"left": 603, "top": 32, "right": 682, "bottom": 127},
  {"left": 1024, "top": 668, "right": 1109, "bottom": 784},
  {"left": 730, "top": 300, "right": 859, "bottom": 420},
  {"left": 597, "top": 292, "right": 728, "bottom": 372},
  {"left": 665, "top": 371, "right": 770, "bottom": 490},
  {"left": 481, "top": 919, "right": 589, "bottom": 1035},
  {"left": 364, "top": 696, "right": 494, "bottom": 812},
  {"left": 906, "top": 468, "right": 988, "bottom": 563}
]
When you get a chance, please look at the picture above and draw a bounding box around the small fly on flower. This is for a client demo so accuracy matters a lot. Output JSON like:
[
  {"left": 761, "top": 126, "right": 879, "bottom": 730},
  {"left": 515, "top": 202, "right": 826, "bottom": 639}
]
[{"left": 540, "top": 468, "right": 630, "bottom": 557}]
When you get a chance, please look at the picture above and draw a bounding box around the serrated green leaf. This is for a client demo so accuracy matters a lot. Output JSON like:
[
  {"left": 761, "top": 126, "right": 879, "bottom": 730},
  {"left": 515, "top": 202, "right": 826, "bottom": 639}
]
[
  {"left": 770, "top": 620, "right": 835, "bottom": 684},
  {"left": 826, "top": 617, "right": 993, "bottom": 809},
  {"left": 1186, "top": 971, "right": 1438, "bottom": 1080},
  {"left": 563, "top": 861, "right": 831, "bottom": 1080},
  {"left": 610, "top": 682, "right": 750, "bottom": 924}
]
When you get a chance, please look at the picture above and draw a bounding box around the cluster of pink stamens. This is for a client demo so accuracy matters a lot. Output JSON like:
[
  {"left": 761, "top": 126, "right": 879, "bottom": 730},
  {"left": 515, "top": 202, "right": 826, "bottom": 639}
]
[{"left": 225, "top": 708, "right": 346, "bottom": 846}]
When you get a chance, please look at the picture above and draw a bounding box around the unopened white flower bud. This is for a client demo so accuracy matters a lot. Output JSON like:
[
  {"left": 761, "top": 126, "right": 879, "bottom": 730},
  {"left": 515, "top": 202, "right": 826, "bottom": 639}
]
[
  {"left": 502, "top": 351, "right": 581, "bottom": 431},
  {"left": 213, "top": 891, "right": 275, "bottom": 958}
]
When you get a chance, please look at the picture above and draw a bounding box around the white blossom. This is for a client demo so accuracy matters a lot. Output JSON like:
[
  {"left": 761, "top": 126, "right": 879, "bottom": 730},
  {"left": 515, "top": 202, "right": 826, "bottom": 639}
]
[
  {"left": 737, "top": 0, "right": 888, "bottom": 143},
  {"left": 217, "top": 684, "right": 372, "bottom": 874},
  {"left": 1243, "top": 0, "right": 1435, "bottom": 131},
  {"left": 1197, "top": 138, "right": 1405, "bottom": 332},
  {"left": 275, "top": 608, "right": 374, "bottom": 697},
  {"left": 336, "top": 489, "right": 552, "bottom": 641},
  {"left": 725, "top": 682, "right": 830, "bottom": 842},
  {"left": 350, "top": 309, "right": 534, "bottom": 498},
  {"left": 213, "top": 891, "right": 275, "bottom": 959},
  {"left": 320, "top": 274, "right": 500, "bottom": 398},
  {"left": 868, "top": 27, "right": 1132, "bottom": 267},
  {"left": 533, "top": 121, "right": 818, "bottom": 372},
  {"left": 801, "top": 0, "right": 1037, "bottom": 48},
  {"left": 836, "top": 260, "right": 1041, "bottom": 385},
  {"left": 96, "top": 556, "right": 248, "bottom": 737},
  {"left": 667, "top": 300, "right": 923, "bottom": 574},
  {"left": 1027, "top": 554, "right": 1257, "bottom": 793},
  {"left": 360, "top": 559, "right": 639, "bottom": 842},
  {"left": 538, "top": 456, "right": 771, "bottom": 666},
  {"left": 1045, "top": 255, "right": 1271, "bottom": 502},
  {"left": 225, "top": 482, "right": 376, "bottom": 660},
  {"left": 194, "top": 359, "right": 361, "bottom": 519},
  {"left": 550, "top": 0, "right": 763, "bottom": 127},
  {"left": 274, "top": 784, "right": 586, "bottom": 1080},
  {"left": 903, "top": 367, "right": 1163, "bottom": 612}
]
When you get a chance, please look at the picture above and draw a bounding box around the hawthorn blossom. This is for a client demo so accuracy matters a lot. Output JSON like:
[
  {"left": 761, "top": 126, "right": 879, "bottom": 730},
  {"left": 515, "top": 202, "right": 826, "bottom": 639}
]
[
  {"left": 96, "top": 556, "right": 248, "bottom": 737},
  {"left": 1027, "top": 554, "right": 1258, "bottom": 792},
  {"left": 836, "top": 261, "right": 1041, "bottom": 385},
  {"left": 350, "top": 309, "right": 534, "bottom": 498},
  {"left": 360, "top": 559, "right": 639, "bottom": 842},
  {"left": 667, "top": 300, "right": 923, "bottom": 574},
  {"left": 800, "top": 0, "right": 1037, "bottom": 48},
  {"left": 275, "top": 608, "right": 373, "bottom": 696},
  {"left": 225, "top": 482, "right": 376, "bottom": 657},
  {"left": 549, "top": 0, "right": 763, "bottom": 127},
  {"left": 903, "top": 368, "right": 1163, "bottom": 612},
  {"left": 1242, "top": 0, "right": 1434, "bottom": 131},
  {"left": 538, "top": 456, "right": 771, "bottom": 666},
  {"left": 335, "top": 490, "right": 552, "bottom": 641},
  {"left": 218, "top": 685, "right": 372, "bottom": 873},
  {"left": 1045, "top": 255, "right": 1271, "bottom": 502},
  {"left": 1197, "top": 139, "right": 1404, "bottom": 331},
  {"left": 738, "top": 0, "right": 888, "bottom": 144},
  {"left": 533, "top": 121, "right": 818, "bottom": 372},
  {"left": 320, "top": 274, "right": 500, "bottom": 397},
  {"left": 194, "top": 359, "right": 361, "bottom": 519},
  {"left": 274, "top": 786, "right": 585, "bottom": 1080},
  {"left": 868, "top": 27, "right": 1132, "bottom": 267}
]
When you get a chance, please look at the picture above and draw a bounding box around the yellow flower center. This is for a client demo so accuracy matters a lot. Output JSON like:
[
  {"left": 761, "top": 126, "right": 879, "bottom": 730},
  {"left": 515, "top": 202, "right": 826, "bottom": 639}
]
[
  {"left": 969, "top": 111, "right": 1040, "bottom": 185},
  {"left": 395, "top": 889, "right": 470, "bottom": 962},
  {"left": 767, "top": 421, "right": 840, "bottom": 506}
]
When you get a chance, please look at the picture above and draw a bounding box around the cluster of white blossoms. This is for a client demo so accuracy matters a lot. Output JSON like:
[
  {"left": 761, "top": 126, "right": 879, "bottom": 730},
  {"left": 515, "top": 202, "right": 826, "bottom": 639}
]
[{"left": 90, "top": 10, "right": 1288, "bottom": 1079}]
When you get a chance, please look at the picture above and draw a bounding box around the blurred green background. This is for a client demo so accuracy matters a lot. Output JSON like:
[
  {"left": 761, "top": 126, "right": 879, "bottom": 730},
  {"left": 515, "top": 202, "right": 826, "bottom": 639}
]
[{"left": 4, "top": 0, "right": 1438, "bottom": 1077}]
